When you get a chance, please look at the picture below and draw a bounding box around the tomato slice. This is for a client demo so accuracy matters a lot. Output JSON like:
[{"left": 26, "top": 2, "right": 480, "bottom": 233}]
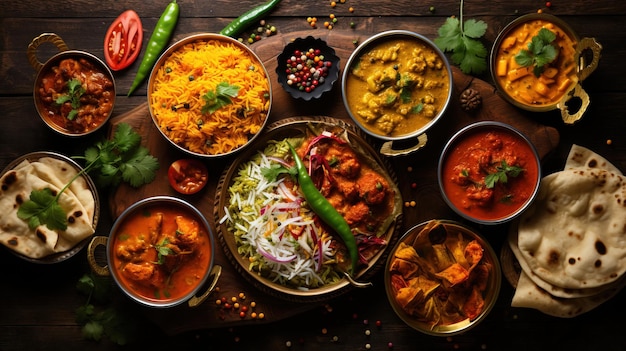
[
  {"left": 104, "top": 10, "right": 143, "bottom": 71},
  {"left": 167, "top": 159, "right": 209, "bottom": 195}
]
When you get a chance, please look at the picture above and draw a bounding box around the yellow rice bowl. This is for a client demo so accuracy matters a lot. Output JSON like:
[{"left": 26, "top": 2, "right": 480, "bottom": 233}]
[{"left": 148, "top": 34, "right": 272, "bottom": 157}]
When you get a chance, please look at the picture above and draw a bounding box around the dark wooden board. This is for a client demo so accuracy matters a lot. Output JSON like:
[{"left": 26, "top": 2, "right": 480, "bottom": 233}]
[{"left": 107, "top": 30, "right": 558, "bottom": 334}]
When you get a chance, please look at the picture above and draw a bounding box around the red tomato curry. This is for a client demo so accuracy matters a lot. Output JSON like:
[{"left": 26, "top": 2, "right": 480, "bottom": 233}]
[
  {"left": 111, "top": 205, "right": 212, "bottom": 303},
  {"left": 441, "top": 128, "right": 539, "bottom": 221}
]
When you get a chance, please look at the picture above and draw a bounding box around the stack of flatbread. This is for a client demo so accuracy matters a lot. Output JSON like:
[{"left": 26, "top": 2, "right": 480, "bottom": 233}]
[
  {"left": 0, "top": 156, "right": 97, "bottom": 259},
  {"left": 507, "top": 144, "right": 626, "bottom": 317}
]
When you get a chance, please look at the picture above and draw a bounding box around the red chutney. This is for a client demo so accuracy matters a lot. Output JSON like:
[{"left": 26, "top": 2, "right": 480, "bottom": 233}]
[
  {"left": 111, "top": 205, "right": 212, "bottom": 303},
  {"left": 441, "top": 128, "right": 539, "bottom": 221}
]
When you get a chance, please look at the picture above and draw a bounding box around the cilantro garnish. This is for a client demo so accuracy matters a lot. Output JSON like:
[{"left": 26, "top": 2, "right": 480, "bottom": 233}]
[
  {"left": 261, "top": 163, "right": 296, "bottom": 181},
  {"left": 75, "top": 273, "right": 137, "bottom": 345},
  {"left": 434, "top": 0, "right": 488, "bottom": 75},
  {"left": 17, "top": 123, "right": 159, "bottom": 230},
  {"left": 55, "top": 78, "right": 85, "bottom": 120},
  {"left": 153, "top": 237, "right": 175, "bottom": 265},
  {"left": 514, "top": 28, "right": 559, "bottom": 77},
  {"left": 201, "top": 82, "right": 240, "bottom": 114},
  {"left": 484, "top": 160, "right": 524, "bottom": 189}
]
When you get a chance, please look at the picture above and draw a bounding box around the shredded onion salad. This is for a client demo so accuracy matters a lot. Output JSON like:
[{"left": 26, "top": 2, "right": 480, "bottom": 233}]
[{"left": 220, "top": 138, "right": 344, "bottom": 289}]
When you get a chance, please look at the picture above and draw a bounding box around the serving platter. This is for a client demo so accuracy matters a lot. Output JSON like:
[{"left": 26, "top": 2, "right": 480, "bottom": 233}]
[
  {"left": 108, "top": 29, "right": 560, "bottom": 334},
  {"left": 215, "top": 116, "right": 403, "bottom": 302}
]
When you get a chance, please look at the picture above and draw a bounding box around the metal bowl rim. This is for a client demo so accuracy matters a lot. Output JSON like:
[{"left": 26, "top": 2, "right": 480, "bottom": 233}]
[
  {"left": 147, "top": 33, "right": 273, "bottom": 158},
  {"left": 437, "top": 121, "right": 542, "bottom": 225},
  {"left": 106, "top": 195, "right": 216, "bottom": 308},
  {"left": 341, "top": 29, "right": 453, "bottom": 141}
]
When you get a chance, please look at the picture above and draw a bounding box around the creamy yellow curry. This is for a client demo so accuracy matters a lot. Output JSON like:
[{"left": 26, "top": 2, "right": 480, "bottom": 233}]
[
  {"left": 345, "top": 38, "right": 450, "bottom": 137},
  {"left": 494, "top": 19, "right": 578, "bottom": 107}
]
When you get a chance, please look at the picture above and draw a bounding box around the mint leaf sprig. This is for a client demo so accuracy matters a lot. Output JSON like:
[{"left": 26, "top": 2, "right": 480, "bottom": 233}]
[
  {"left": 484, "top": 160, "right": 524, "bottom": 189},
  {"left": 514, "top": 28, "right": 559, "bottom": 77},
  {"left": 55, "top": 78, "right": 85, "bottom": 120},
  {"left": 201, "top": 81, "right": 240, "bottom": 114},
  {"left": 434, "top": 0, "right": 488, "bottom": 75},
  {"left": 17, "top": 123, "right": 159, "bottom": 231}
]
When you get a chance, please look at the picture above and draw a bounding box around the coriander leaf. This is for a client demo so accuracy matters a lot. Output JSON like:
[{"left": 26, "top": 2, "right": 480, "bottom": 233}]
[
  {"left": 434, "top": 4, "right": 488, "bottom": 75},
  {"left": 17, "top": 188, "right": 68, "bottom": 230},
  {"left": 82, "top": 321, "right": 104, "bottom": 341},
  {"left": 75, "top": 304, "right": 95, "bottom": 325},
  {"left": 484, "top": 160, "right": 524, "bottom": 189},
  {"left": 462, "top": 19, "right": 488, "bottom": 39},
  {"left": 55, "top": 78, "right": 85, "bottom": 120},
  {"left": 119, "top": 148, "right": 159, "bottom": 188},
  {"left": 514, "top": 28, "right": 559, "bottom": 77},
  {"left": 434, "top": 17, "right": 462, "bottom": 51},
  {"left": 76, "top": 274, "right": 95, "bottom": 296},
  {"left": 262, "top": 164, "right": 291, "bottom": 181},
  {"left": 112, "top": 122, "right": 141, "bottom": 153},
  {"left": 201, "top": 82, "right": 240, "bottom": 114}
]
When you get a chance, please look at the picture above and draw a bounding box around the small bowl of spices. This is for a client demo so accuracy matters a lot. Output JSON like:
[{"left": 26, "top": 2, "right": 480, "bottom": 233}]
[{"left": 276, "top": 36, "right": 340, "bottom": 101}]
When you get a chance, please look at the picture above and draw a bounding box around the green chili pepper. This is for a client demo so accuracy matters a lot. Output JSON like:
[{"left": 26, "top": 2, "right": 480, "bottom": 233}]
[
  {"left": 288, "top": 143, "right": 358, "bottom": 275},
  {"left": 220, "top": 0, "right": 282, "bottom": 38},
  {"left": 127, "top": 0, "right": 179, "bottom": 96}
]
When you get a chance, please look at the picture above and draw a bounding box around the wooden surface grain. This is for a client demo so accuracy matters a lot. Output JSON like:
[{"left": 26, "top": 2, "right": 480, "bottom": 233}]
[{"left": 1, "top": 1, "right": 625, "bottom": 350}]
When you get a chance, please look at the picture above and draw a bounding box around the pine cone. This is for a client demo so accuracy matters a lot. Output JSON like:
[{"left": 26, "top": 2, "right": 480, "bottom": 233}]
[{"left": 460, "top": 88, "right": 482, "bottom": 112}]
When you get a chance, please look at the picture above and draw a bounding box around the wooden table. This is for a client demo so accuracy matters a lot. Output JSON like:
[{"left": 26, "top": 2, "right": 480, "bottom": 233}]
[{"left": 1, "top": 1, "right": 625, "bottom": 350}]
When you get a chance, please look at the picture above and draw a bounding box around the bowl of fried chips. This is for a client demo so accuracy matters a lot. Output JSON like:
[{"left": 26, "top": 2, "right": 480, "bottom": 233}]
[
  {"left": 0, "top": 151, "right": 99, "bottom": 263},
  {"left": 385, "top": 219, "right": 501, "bottom": 336}
]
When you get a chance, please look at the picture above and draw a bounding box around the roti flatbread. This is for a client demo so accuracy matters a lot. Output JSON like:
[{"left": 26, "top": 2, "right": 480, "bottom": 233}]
[
  {"left": 511, "top": 270, "right": 625, "bottom": 318},
  {"left": 516, "top": 166, "right": 626, "bottom": 289},
  {"left": 0, "top": 157, "right": 96, "bottom": 258}
]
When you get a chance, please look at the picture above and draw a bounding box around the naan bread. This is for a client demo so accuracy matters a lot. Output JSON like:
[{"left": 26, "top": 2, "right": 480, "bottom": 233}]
[
  {"left": 508, "top": 144, "right": 626, "bottom": 317},
  {"left": 0, "top": 157, "right": 96, "bottom": 258},
  {"left": 516, "top": 167, "right": 626, "bottom": 289},
  {"left": 511, "top": 270, "right": 625, "bottom": 318},
  {"left": 509, "top": 227, "right": 624, "bottom": 298}
]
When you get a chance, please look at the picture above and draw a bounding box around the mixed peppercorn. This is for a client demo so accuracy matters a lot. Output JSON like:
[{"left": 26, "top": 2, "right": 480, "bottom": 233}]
[{"left": 284, "top": 48, "right": 333, "bottom": 93}]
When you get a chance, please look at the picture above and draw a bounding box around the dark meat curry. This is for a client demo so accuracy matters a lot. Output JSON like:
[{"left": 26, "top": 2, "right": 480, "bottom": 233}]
[{"left": 37, "top": 57, "right": 114, "bottom": 134}]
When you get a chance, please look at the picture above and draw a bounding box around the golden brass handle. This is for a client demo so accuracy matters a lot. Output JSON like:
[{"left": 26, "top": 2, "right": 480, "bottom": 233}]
[{"left": 26, "top": 33, "right": 69, "bottom": 71}]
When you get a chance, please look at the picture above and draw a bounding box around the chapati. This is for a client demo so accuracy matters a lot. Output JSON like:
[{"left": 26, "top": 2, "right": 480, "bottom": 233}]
[{"left": 0, "top": 156, "right": 96, "bottom": 259}]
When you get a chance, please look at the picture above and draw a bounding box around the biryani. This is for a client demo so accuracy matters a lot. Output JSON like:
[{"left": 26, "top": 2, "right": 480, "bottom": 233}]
[{"left": 149, "top": 37, "right": 271, "bottom": 156}]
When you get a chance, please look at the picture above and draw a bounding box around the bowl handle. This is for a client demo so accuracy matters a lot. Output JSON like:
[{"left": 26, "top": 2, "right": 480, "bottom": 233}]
[
  {"left": 379, "top": 133, "right": 428, "bottom": 157},
  {"left": 557, "top": 84, "right": 590, "bottom": 125},
  {"left": 26, "top": 33, "right": 70, "bottom": 72},
  {"left": 576, "top": 37, "right": 602, "bottom": 82},
  {"left": 87, "top": 236, "right": 110, "bottom": 277},
  {"left": 188, "top": 265, "right": 222, "bottom": 308}
]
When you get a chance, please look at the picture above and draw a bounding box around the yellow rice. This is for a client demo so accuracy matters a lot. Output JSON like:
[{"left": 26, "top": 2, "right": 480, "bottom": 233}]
[{"left": 149, "top": 38, "right": 271, "bottom": 155}]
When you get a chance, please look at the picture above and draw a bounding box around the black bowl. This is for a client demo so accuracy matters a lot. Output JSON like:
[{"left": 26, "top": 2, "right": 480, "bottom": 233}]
[{"left": 276, "top": 36, "right": 340, "bottom": 101}]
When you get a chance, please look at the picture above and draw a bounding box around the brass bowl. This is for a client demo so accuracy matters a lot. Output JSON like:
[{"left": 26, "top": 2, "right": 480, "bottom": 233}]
[
  {"left": 28, "top": 33, "right": 116, "bottom": 137},
  {"left": 341, "top": 30, "right": 453, "bottom": 156},
  {"left": 88, "top": 196, "right": 221, "bottom": 308},
  {"left": 147, "top": 33, "right": 272, "bottom": 158},
  {"left": 490, "top": 13, "right": 602, "bottom": 124},
  {"left": 384, "top": 220, "right": 501, "bottom": 336},
  {"left": 0, "top": 151, "right": 100, "bottom": 263}
]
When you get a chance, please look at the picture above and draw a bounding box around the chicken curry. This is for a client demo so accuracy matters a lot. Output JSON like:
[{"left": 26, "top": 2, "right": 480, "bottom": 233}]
[
  {"left": 111, "top": 205, "right": 212, "bottom": 303},
  {"left": 345, "top": 38, "right": 450, "bottom": 138}
]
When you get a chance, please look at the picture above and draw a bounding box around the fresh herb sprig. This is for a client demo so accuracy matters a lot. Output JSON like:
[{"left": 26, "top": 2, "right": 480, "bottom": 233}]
[
  {"left": 17, "top": 123, "right": 159, "bottom": 231},
  {"left": 434, "top": 0, "right": 488, "bottom": 75},
  {"left": 75, "top": 273, "right": 137, "bottom": 345},
  {"left": 55, "top": 78, "right": 86, "bottom": 120},
  {"left": 514, "top": 28, "right": 559, "bottom": 77},
  {"left": 201, "top": 82, "right": 240, "bottom": 114},
  {"left": 484, "top": 160, "right": 524, "bottom": 189}
]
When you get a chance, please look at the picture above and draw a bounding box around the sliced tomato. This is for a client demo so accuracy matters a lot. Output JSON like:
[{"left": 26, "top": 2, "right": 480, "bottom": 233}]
[
  {"left": 104, "top": 10, "right": 143, "bottom": 71},
  {"left": 167, "top": 159, "right": 209, "bottom": 195}
]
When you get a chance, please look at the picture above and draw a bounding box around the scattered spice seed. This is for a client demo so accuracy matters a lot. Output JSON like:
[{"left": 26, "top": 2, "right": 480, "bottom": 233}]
[{"left": 606, "top": 139, "right": 612, "bottom": 145}]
